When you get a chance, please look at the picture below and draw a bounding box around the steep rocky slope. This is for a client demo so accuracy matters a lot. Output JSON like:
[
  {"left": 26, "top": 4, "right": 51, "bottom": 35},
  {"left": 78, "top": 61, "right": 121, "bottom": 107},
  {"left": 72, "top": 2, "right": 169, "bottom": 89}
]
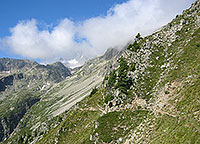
[{"left": 34, "top": 0, "right": 199, "bottom": 144}]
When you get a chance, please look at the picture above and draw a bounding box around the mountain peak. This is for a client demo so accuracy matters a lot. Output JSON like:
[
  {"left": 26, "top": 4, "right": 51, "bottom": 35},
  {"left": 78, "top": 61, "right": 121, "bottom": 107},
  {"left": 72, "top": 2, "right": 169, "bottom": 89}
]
[{"left": 102, "top": 48, "right": 120, "bottom": 60}]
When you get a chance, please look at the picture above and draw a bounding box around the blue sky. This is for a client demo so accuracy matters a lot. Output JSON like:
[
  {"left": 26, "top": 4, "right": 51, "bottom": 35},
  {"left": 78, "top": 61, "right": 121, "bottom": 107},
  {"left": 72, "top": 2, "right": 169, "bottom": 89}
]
[
  {"left": 0, "top": 0, "right": 195, "bottom": 67},
  {"left": 0, "top": 0, "right": 126, "bottom": 37},
  {"left": 0, "top": 0, "right": 127, "bottom": 59}
]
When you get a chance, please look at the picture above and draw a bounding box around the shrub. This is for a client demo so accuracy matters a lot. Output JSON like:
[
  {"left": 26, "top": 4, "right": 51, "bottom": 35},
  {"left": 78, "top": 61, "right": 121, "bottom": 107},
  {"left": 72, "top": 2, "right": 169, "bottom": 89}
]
[
  {"left": 118, "top": 57, "right": 129, "bottom": 78},
  {"left": 127, "top": 41, "right": 140, "bottom": 52},
  {"left": 57, "top": 116, "right": 62, "bottom": 122},
  {"left": 89, "top": 87, "right": 98, "bottom": 97},
  {"left": 132, "top": 41, "right": 140, "bottom": 51},
  {"left": 129, "top": 62, "right": 136, "bottom": 72},
  {"left": 107, "top": 70, "right": 117, "bottom": 87},
  {"left": 165, "top": 91, "right": 170, "bottom": 94},
  {"left": 116, "top": 57, "right": 130, "bottom": 94},
  {"left": 105, "top": 94, "right": 114, "bottom": 104},
  {"left": 136, "top": 33, "right": 143, "bottom": 40},
  {"left": 127, "top": 44, "right": 133, "bottom": 50}
]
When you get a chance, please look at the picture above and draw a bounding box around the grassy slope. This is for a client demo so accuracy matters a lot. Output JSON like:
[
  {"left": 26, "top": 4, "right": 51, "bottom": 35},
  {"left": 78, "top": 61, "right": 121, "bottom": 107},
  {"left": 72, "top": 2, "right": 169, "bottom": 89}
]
[
  {"left": 37, "top": 90, "right": 149, "bottom": 144},
  {"left": 38, "top": 5, "right": 200, "bottom": 144},
  {"left": 37, "top": 91, "right": 103, "bottom": 144},
  {"left": 126, "top": 7, "right": 200, "bottom": 143},
  {"left": 37, "top": 9, "right": 200, "bottom": 144},
  {"left": 149, "top": 27, "right": 200, "bottom": 144}
]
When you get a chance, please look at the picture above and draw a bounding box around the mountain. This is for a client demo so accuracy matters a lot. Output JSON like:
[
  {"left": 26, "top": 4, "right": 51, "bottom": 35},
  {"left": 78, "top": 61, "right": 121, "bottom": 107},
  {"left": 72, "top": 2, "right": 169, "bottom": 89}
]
[
  {"left": 0, "top": 47, "right": 119, "bottom": 144},
  {"left": 59, "top": 55, "right": 89, "bottom": 69},
  {"left": 0, "top": 59, "right": 71, "bottom": 142},
  {"left": 0, "top": 58, "right": 37, "bottom": 72},
  {"left": 1, "top": 0, "right": 200, "bottom": 143}
]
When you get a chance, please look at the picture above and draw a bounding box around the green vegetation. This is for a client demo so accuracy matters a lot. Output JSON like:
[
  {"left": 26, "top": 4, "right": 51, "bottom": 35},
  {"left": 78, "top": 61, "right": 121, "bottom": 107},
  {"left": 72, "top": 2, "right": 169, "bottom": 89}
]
[
  {"left": 104, "top": 56, "right": 135, "bottom": 103},
  {"left": 107, "top": 70, "right": 117, "bottom": 87},
  {"left": 116, "top": 57, "right": 133, "bottom": 94},
  {"left": 136, "top": 33, "right": 143, "bottom": 40},
  {"left": 95, "top": 110, "right": 148, "bottom": 143},
  {"left": 89, "top": 87, "right": 98, "bottom": 97},
  {"left": 118, "top": 57, "right": 129, "bottom": 78},
  {"left": 104, "top": 94, "right": 114, "bottom": 104},
  {"left": 37, "top": 110, "right": 101, "bottom": 144},
  {"left": 0, "top": 90, "right": 41, "bottom": 142},
  {"left": 149, "top": 21, "right": 200, "bottom": 144},
  {"left": 164, "top": 91, "right": 170, "bottom": 94},
  {"left": 127, "top": 33, "right": 142, "bottom": 52},
  {"left": 104, "top": 56, "right": 135, "bottom": 100},
  {"left": 127, "top": 41, "right": 141, "bottom": 52},
  {"left": 0, "top": 90, "right": 40, "bottom": 118},
  {"left": 129, "top": 62, "right": 136, "bottom": 72},
  {"left": 102, "top": 75, "right": 108, "bottom": 84},
  {"left": 37, "top": 90, "right": 104, "bottom": 144}
]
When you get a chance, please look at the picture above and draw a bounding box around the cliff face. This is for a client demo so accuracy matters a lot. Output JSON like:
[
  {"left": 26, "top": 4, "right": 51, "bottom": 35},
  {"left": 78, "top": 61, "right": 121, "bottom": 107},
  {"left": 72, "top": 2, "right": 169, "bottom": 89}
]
[{"left": 1, "top": 0, "right": 200, "bottom": 144}]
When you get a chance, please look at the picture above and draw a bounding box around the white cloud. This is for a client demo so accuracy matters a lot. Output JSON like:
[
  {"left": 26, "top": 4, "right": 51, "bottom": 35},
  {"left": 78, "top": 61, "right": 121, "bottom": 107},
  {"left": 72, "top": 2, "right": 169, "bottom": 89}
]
[
  {"left": 67, "top": 59, "right": 82, "bottom": 69},
  {"left": 3, "top": 19, "right": 76, "bottom": 59},
  {"left": 0, "top": 0, "right": 195, "bottom": 67}
]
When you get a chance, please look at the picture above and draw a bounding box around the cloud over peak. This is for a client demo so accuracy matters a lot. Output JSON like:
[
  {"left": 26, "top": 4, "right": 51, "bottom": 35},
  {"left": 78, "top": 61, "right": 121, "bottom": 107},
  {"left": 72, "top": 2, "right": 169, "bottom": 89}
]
[{"left": 0, "top": 0, "right": 194, "bottom": 67}]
